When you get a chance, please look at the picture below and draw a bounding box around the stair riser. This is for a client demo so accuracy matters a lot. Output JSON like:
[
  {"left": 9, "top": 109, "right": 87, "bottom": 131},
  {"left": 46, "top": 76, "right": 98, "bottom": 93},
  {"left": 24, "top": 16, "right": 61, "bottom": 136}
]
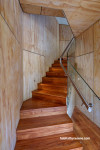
[
  {"left": 46, "top": 72, "right": 66, "bottom": 78},
  {"left": 17, "top": 123, "right": 73, "bottom": 140},
  {"left": 20, "top": 106, "right": 67, "bottom": 119},
  {"left": 32, "top": 93, "right": 66, "bottom": 105},
  {"left": 49, "top": 68, "right": 66, "bottom": 72},
  {"left": 38, "top": 85, "right": 67, "bottom": 93},
  {"left": 42, "top": 78, "right": 67, "bottom": 85},
  {"left": 33, "top": 90, "right": 67, "bottom": 97}
]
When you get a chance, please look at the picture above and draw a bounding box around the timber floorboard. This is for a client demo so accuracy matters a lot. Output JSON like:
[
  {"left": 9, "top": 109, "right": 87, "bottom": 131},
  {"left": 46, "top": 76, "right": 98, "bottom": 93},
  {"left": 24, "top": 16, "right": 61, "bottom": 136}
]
[{"left": 72, "top": 107, "right": 100, "bottom": 150}]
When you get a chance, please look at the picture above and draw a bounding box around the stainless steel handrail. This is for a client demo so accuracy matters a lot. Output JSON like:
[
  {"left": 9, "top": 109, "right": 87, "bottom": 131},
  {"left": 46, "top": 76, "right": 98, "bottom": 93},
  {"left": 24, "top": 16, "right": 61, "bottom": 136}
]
[{"left": 60, "top": 37, "right": 93, "bottom": 112}]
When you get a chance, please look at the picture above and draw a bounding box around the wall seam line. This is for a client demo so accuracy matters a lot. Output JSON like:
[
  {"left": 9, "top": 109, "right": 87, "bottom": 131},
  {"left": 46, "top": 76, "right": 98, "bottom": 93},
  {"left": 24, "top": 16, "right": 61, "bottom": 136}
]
[
  {"left": 75, "top": 51, "right": 94, "bottom": 58},
  {"left": 0, "top": 13, "right": 21, "bottom": 46},
  {"left": 23, "top": 49, "right": 45, "bottom": 57}
]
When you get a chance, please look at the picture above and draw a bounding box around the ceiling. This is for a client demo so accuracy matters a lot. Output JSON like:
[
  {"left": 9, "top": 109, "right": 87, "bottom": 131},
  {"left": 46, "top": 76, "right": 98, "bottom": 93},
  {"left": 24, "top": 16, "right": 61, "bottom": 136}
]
[{"left": 20, "top": 0, "right": 100, "bottom": 37}]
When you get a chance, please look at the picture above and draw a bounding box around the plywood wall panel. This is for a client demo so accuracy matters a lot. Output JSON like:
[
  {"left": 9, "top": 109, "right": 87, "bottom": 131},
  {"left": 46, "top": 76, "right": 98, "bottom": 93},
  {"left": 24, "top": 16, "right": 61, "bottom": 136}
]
[
  {"left": 75, "top": 53, "right": 94, "bottom": 89},
  {"left": 94, "top": 20, "right": 100, "bottom": 97},
  {"left": 23, "top": 51, "right": 45, "bottom": 100},
  {"left": 75, "top": 19, "right": 100, "bottom": 128},
  {"left": 21, "top": 3, "right": 41, "bottom": 14},
  {"left": 75, "top": 34, "right": 83, "bottom": 57},
  {"left": 44, "top": 16, "right": 59, "bottom": 71},
  {"left": 75, "top": 26, "right": 94, "bottom": 57},
  {"left": 83, "top": 26, "right": 94, "bottom": 54},
  {"left": 22, "top": 14, "right": 59, "bottom": 100},
  {"left": 21, "top": 4, "right": 65, "bottom": 17},
  {"left": 41, "top": 7, "right": 64, "bottom": 17},
  {"left": 59, "top": 25, "right": 73, "bottom": 57},
  {"left": 75, "top": 54, "right": 94, "bottom": 122},
  {"left": 59, "top": 25, "right": 73, "bottom": 41},
  {"left": 94, "top": 49, "right": 100, "bottom": 97},
  {"left": 0, "top": 15, "right": 23, "bottom": 150},
  {"left": 0, "top": 0, "right": 22, "bottom": 43},
  {"left": 94, "top": 20, "right": 100, "bottom": 51},
  {"left": 22, "top": 13, "right": 46, "bottom": 56},
  {"left": 75, "top": 54, "right": 94, "bottom": 119},
  {"left": 59, "top": 41, "right": 69, "bottom": 56}
]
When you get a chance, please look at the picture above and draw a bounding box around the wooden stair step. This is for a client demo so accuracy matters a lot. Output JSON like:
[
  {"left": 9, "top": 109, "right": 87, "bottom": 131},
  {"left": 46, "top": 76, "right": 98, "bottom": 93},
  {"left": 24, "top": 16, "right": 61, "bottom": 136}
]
[
  {"left": 17, "top": 114, "right": 73, "bottom": 140},
  {"left": 17, "top": 114, "right": 72, "bottom": 130},
  {"left": 49, "top": 67, "right": 66, "bottom": 72},
  {"left": 21, "top": 98, "right": 66, "bottom": 111},
  {"left": 32, "top": 90, "right": 66, "bottom": 105},
  {"left": 20, "top": 106, "right": 67, "bottom": 119},
  {"left": 52, "top": 63, "right": 67, "bottom": 67},
  {"left": 33, "top": 89, "right": 67, "bottom": 98},
  {"left": 15, "top": 132, "right": 83, "bottom": 150},
  {"left": 46, "top": 71, "right": 66, "bottom": 77},
  {"left": 42, "top": 77, "right": 67, "bottom": 85},
  {"left": 38, "top": 83, "right": 67, "bottom": 93}
]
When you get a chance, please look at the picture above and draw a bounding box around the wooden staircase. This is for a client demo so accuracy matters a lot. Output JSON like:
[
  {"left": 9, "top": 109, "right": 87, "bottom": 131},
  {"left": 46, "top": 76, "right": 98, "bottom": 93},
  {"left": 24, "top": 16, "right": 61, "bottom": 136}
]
[{"left": 15, "top": 59, "right": 83, "bottom": 150}]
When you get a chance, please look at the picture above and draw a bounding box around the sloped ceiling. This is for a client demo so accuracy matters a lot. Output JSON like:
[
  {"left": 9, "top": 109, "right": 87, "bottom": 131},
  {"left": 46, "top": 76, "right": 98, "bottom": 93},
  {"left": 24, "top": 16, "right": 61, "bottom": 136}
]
[{"left": 20, "top": 0, "right": 100, "bottom": 37}]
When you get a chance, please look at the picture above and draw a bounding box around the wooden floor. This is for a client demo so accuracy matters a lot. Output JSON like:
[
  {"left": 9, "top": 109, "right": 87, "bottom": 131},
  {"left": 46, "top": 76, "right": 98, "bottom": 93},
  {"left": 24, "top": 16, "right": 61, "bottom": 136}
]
[
  {"left": 72, "top": 107, "right": 100, "bottom": 150},
  {"left": 15, "top": 59, "right": 83, "bottom": 150}
]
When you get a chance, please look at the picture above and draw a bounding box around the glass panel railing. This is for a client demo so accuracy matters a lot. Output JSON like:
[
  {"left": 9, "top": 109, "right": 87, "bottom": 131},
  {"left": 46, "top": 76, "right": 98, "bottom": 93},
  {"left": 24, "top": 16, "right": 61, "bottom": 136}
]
[
  {"left": 67, "top": 77, "right": 76, "bottom": 118},
  {"left": 67, "top": 38, "right": 75, "bottom": 65},
  {"left": 67, "top": 60, "right": 100, "bottom": 128}
]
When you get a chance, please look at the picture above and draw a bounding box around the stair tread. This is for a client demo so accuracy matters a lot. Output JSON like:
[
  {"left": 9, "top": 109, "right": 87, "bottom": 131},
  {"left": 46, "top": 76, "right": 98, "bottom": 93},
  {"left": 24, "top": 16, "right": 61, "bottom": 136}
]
[
  {"left": 38, "top": 83, "right": 67, "bottom": 93},
  {"left": 15, "top": 132, "right": 82, "bottom": 150},
  {"left": 46, "top": 72, "right": 66, "bottom": 77},
  {"left": 21, "top": 98, "right": 66, "bottom": 111},
  {"left": 32, "top": 91, "right": 66, "bottom": 105},
  {"left": 17, "top": 114, "right": 72, "bottom": 131},
  {"left": 39, "top": 83, "right": 67, "bottom": 88},
  {"left": 46, "top": 71, "right": 65, "bottom": 74},
  {"left": 42, "top": 77, "right": 67, "bottom": 85},
  {"left": 33, "top": 89, "right": 67, "bottom": 98}
]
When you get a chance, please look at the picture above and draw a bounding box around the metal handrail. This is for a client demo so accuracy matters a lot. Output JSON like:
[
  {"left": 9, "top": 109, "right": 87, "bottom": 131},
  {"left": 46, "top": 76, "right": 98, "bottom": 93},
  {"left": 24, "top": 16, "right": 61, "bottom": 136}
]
[
  {"left": 60, "top": 37, "right": 93, "bottom": 112},
  {"left": 60, "top": 38, "right": 74, "bottom": 75}
]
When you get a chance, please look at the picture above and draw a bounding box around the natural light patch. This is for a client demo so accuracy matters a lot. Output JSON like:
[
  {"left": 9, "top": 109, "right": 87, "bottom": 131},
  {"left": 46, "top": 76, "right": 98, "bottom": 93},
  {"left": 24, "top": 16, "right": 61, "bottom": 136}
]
[{"left": 56, "top": 17, "right": 68, "bottom": 25}]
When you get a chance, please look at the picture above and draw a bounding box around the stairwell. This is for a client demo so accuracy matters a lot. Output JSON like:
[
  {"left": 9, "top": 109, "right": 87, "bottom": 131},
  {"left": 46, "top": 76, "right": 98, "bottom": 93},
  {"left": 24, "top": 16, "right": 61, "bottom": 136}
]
[{"left": 15, "top": 59, "right": 83, "bottom": 150}]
